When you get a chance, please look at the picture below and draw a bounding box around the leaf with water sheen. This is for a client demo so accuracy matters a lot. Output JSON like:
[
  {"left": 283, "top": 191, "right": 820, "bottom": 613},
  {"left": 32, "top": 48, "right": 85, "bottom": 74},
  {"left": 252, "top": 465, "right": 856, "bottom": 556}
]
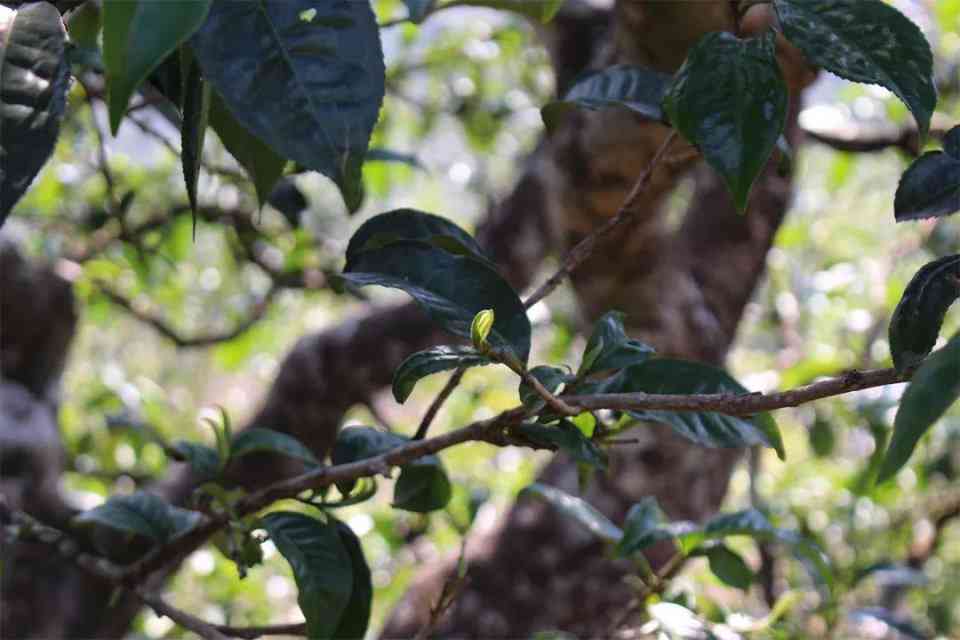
[
  {"left": 191, "top": 0, "right": 385, "bottom": 212},
  {"left": 261, "top": 512, "right": 354, "bottom": 640},
  {"left": 888, "top": 255, "right": 960, "bottom": 371},
  {"left": 342, "top": 241, "right": 530, "bottom": 363},
  {"left": 392, "top": 346, "right": 491, "bottom": 404},
  {"left": 879, "top": 333, "right": 960, "bottom": 482},
  {"left": 775, "top": 0, "right": 936, "bottom": 139},
  {"left": 102, "top": 0, "right": 210, "bottom": 132},
  {"left": 0, "top": 2, "right": 70, "bottom": 223},
  {"left": 663, "top": 32, "right": 787, "bottom": 212},
  {"left": 542, "top": 65, "right": 672, "bottom": 131}
]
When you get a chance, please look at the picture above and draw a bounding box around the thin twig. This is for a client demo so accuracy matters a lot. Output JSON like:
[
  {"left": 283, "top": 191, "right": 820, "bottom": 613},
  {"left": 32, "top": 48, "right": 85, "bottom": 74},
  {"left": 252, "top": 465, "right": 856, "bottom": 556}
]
[
  {"left": 98, "top": 283, "right": 277, "bottom": 348},
  {"left": 522, "top": 130, "right": 678, "bottom": 310},
  {"left": 518, "top": 367, "right": 578, "bottom": 416},
  {"left": 135, "top": 590, "right": 231, "bottom": 640},
  {"left": 212, "top": 621, "right": 307, "bottom": 639},
  {"left": 415, "top": 367, "right": 467, "bottom": 440}
]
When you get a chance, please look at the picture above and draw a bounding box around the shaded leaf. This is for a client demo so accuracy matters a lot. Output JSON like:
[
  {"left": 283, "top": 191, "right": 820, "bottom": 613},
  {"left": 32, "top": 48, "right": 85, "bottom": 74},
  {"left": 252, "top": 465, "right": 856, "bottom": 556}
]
[
  {"left": 680, "top": 509, "right": 832, "bottom": 588},
  {"left": 663, "top": 32, "right": 787, "bottom": 212},
  {"left": 0, "top": 1, "right": 70, "bottom": 223},
  {"left": 894, "top": 149, "right": 960, "bottom": 221},
  {"left": 879, "top": 332, "right": 960, "bottom": 482},
  {"left": 267, "top": 178, "right": 308, "bottom": 227},
  {"left": 171, "top": 440, "right": 222, "bottom": 480},
  {"left": 775, "top": 0, "right": 936, "bottom": 139},
  {"left": 191, "top": 0, "right": 385, "bottom": 212},
  {"left": 180, "top": 53, "right": 210, "bottom": 223},
  {"left": 889, "top": 255, "right": 960, "bottom": 371},
  {"left": 345, "top": 208, "right": 493, "bottom": 269},
  {"left": 705, "top": 544, "right": 753, "bottom": 590},
  {"left": 518, "top": 365, "right": 572, "bottom": 409},
  {"left": 261, "top": 512, "right": 353, "bottom": 640},
  {"left": 74, "top": 491, "right": 201, "bottom": 543},
  {"left": 608, "top": 359, "right": 785, "bottom": 458},
  {"left": 514, "top": 421, "right": 607, "bottom": 469},
  {"left": 102, "top": 0, "right": 210, "bottom": 132},
  {"left": 578, "top": 311, "right": 655, "bottom": 377},
  {"left": 65, "top": 1, "right": 101, "bottom": 51},
  {"left": 402, "top": 0, "right": 435, "bottom": 23},
  {"left": 333, "top": 521, "right": 373, "bottom": 640},
  {"left": 342, "top": 241, "right": 530, "bottom": 363},
  {"left": 542, "top": 65, "right": 671, "bottom": 131},
  {"left": 365, "top": 148, "right": 424, "bottom": 170},
  {"left": 392, "top": 462, "right": 452, "bottom": 513},
  {"left": 230, "top": 428, "right": 319, "bottom": 465},
  {"left": 208, "top": 91, "right": 286, "bottom": 208},
  {"left": 616, "top": 496, "right": 694, "bottom": 557},
  {"left": 392, "top": 346, "right": 491, "bottom": 404},
  {"left": 521, "top": 483, "right": 622, "bottom": 543}
]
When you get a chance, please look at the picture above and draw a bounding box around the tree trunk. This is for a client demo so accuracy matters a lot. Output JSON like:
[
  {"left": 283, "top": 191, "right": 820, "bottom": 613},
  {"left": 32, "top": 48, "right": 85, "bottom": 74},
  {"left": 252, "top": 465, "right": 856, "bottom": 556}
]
[{"left": 0, "top": 1, "right": 812, "bottom": 637}]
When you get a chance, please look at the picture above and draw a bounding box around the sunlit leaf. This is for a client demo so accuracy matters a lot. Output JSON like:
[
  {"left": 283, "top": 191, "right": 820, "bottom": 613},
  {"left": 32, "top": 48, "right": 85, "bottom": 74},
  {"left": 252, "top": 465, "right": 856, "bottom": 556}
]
[{"left": 521, "top": 483, "right": 622, "bottom": 543}]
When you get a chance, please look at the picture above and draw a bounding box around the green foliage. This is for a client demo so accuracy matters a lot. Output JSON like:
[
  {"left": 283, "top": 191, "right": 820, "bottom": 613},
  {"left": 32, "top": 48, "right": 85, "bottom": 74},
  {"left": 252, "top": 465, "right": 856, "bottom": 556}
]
[
  {"left": 895, "top": 127, "right": 960, "bottom": 221},
  {"left": 0, "top": 1, "right": 69, "bottom": 223},
  {"left": 775, "top": 0, "right": 936, "bottom": 138},
  {"left": 879, "top": 332, "right": 960, "bottom": 482},
  {"left": 74, "top": 491, "right": 201, "bottom": 542},
  {"left": 541, "top": 65, "right": 672, "bottom": 131},
  {"left": 702, "top": 544, "right": 754, "bottom": 590},
  {"left": 180, "top": 53, "right": 210, "bottom": 223},
  {"left": 577, "top": 311, "right": 655, "bottom": 377},
  {"left": 513, "top": 421, "right": 608, "bottom": 469},
  {"left": 189, "top": 0, "right": 385, "bottom": 212},
  {"left": 392, "top": 346, "right": 491, "bottom": 403},
  {"left": 101, "top": 0, "right": 210, "bottom": 132},
  {"left": 521, "top": 483, "right": 623, "bottom": 543},
  {"left": 664, "top": 32, "right": 787, "bottom": 212},
  {"left": 888, "top": 254, "right": 960, "bottom": 371},
  {"left": 260, "top": 512, "right": 360, "bottom": 640},
  {"left": 230, "top": 428, "right": 320, "bottom": 466}
]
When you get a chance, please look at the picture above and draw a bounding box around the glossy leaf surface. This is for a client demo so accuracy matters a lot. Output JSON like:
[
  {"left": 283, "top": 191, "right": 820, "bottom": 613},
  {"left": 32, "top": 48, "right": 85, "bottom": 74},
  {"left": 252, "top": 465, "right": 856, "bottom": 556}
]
[
  {"left": 0, "top": 2, "right": 70, "bottom": 223},
  {"left": 578, "top": 311, "right": 655, "bottom": 377},
  {"left": 74, "top": 491, "right": 201, "bottom": 542},
  {"left": 775, "top": 0, "right": 936, "bottom": 138},
  {"left": 889, "top": 255, "right": 960, "bottom": 371},
  {"left": 521, "top": 483, "right": 622, "bottom": 543},
  {"left": 191, "top": 0, "right": 385, "bottom": 212},
  {"left": 663, "top": 32, "right": 786, "bottom": 212},
  {"left": 895, "top": 127, "right": 960, "bottom": 221},
  {"left": 392, "top": 346, "right": 491, "bottom": 403}
]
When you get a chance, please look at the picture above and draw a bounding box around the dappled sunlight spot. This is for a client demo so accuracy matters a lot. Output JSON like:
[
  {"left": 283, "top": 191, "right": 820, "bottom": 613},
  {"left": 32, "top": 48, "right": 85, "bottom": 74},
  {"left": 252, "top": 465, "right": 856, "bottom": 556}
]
[
  {"left": 266, "top": 575, "right": 292, "bottom": 600},
  {"left": 142, "top": 610, "right": 174, "bottom": 638},
  {"left": 189, "top": 550, "right": 216, "bottom": 576},
  {"left": 348, "top": 513, "right": 374, "bottom": 537}
]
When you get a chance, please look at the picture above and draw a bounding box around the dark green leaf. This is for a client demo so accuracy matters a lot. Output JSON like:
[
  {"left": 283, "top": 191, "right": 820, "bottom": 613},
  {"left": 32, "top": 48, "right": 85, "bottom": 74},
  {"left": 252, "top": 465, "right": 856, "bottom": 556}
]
[
  {"left": 879, "top": 332, "right": 960, "bottom": 482},
  {"left": 854, "top": 562, "right": 927, "bottom": 588},
  {"left": 518, "top": 365, "right": 572, "bottom": 408},
  {"left": 332, "top": 426, "right": 407, "bottom": 467},
  {"left": 402, "top": 0, "right": 435, "bottom": 23},
  {"left": 65, "top": 1, "right": 101, "bottom": 51},
  {"left": 74, "top": 491, "right": 201, "bottom": 542},
  {"left": 888, "top": 255, "right": 960, "bottom": 371},
  {"left": 611, "top": 359, "right": 785, "bottom": 458},
  {"left": 944, "top": 126, "right": 960, "bottom": 159},
  {"left": 102, "top": 0, "right": 210, "bottom": 133},
  {"left": 208, "top": 92, "right": 286, "bottom": 208},
  {"left": 894, "top": 151, "right": 960, "bottom": 221},
  {"left": 180, "top": 54, "right": 210, "bottom": 224},
  {"left": 261, "top": 512, "right": 353, "bottom": 640},
  {"left": 542, "top": 65, "right": 672, "bottom": 131},
  {"left": 345, "top": 208, "right": 493, "bottom": 269},
  {"left": 230, "top": 428, "right": 319, "bottom": 465},
  {"left": 392, "top": 346, "right": 491, "bottom": 404},
  {"left": 521, "top": 483, "right": 622, "bottom": 543},
  {"left": 705, "top": 544, "right": 753, "bottom": 590},
  {"left": 809, "top": 415, "right": 836, "bottom": 458},
  {"left": 514, "top": 421, "right": 608, "bottom": 469},
  {"left": 775, "top": 0, "right": 936, "bottom": 139},
  {"left": 616, "top": 497, "right": 694, "bottom": 557},
  {"left": 332, "top": 521, "right": 372, "bottom": 640},
  {"left": 342, "top": 241, "right": 531, "bottom": 363},
  {"left": 680, "top": 509, "right": 831, "bottom": 588},
  {"left": 578, "top": 311, "right": 655, "bottom": 377},
  {"left": 191, "top": 0, "right": 385, "bottom": 212},
  {"left": 663, "top": 32, "right": 787, "bottom": 212},
  {"left": 267, "top": 178, "right": 308, "bottom": 227},
  {"left": 450, "top": 0, "right": 564, "bottom": 23},
  {"left": 365, "top": 148, "right": 424, "bottom": 170},
  {"left": 392, "top": 462, "right": 452, "bottom": 513},
  {"left": 0, "top": 1, "right": 70, "bottom": 224},
  {"left": 171, "top": 440, "right": 222, "bottom": 480}
]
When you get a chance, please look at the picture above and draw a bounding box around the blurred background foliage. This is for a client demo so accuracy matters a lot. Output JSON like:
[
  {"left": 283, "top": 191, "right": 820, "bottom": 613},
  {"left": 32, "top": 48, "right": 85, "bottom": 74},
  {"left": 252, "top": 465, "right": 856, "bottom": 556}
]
[{"left": 4, "top": 0, "right": 960, "bottom": 637}]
